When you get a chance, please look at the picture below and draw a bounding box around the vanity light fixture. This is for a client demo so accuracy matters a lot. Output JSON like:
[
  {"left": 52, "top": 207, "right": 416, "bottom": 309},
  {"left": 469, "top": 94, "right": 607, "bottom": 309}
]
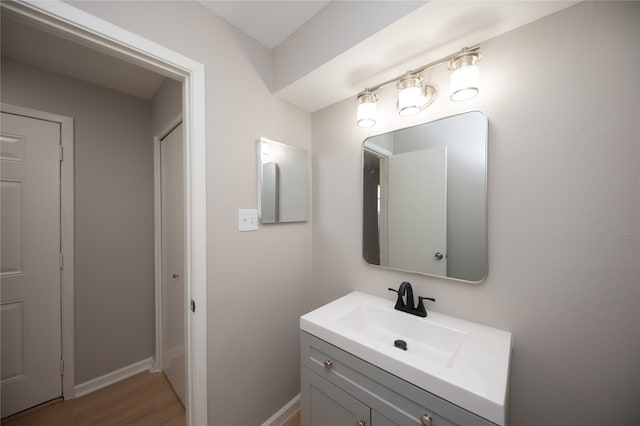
[{"left": 355, "top": 45, "right": 481, "bottom": 127}]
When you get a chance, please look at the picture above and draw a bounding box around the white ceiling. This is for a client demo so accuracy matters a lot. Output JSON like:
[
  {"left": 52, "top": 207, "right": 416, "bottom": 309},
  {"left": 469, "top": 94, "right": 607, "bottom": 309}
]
[
  {"left": 197, "top": 0, "right": 331, "bottom": 49},
  {"left": 1, "top": 1, "right": 580, "bottom": 111}
]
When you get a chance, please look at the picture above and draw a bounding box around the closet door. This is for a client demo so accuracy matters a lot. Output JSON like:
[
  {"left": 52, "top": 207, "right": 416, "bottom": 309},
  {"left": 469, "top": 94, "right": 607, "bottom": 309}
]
[
  {"left": 160, "top": 122, "right": 185, "bottom": 405},
  {"left": 1, "top": 112, "right": 62, "bottom": 417}
]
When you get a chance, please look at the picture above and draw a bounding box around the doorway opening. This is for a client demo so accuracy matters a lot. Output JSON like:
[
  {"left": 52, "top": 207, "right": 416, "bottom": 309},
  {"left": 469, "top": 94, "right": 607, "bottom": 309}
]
[{"left": 0, "top": 2, "right": 207, "bottom": 425}]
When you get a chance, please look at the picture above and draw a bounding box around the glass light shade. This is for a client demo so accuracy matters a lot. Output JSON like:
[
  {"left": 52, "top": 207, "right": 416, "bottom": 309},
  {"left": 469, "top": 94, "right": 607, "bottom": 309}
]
[
  {"left": 449, "top": 53, "right": 480, "bottom": 102},
  {"left": 398, "top": 86, "right": 423, "bottom": 116},
  {"left": 357, "top": 92, "right": 378, "bottom": 128},
  {"left": 357, "top": 102, "right": 376, "bottom": 127},
  {"left": 397, "top": 74, "right": 424, "bottom": 117}
]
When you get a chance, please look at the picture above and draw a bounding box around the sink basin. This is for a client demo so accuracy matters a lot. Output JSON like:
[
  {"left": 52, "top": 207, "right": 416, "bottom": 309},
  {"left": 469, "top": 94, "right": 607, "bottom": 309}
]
[
  {"left": 335, "top": 302, "right": 466, "bottom": 367},
  {"left": 300, "top": 291, "right": 512, "bottom": 425}
]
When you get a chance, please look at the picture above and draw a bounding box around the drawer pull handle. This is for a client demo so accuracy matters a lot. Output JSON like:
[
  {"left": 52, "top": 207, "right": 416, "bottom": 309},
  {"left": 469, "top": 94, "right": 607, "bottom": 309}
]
[
  {"left": 421, "top": 414, "right": 433, "bottom": 426},
  {"left": 356, "top": 420, "right": 366, "bottom": 426},
  {"left": 323, "top": 360, "right": 333, "bottom": 370}
]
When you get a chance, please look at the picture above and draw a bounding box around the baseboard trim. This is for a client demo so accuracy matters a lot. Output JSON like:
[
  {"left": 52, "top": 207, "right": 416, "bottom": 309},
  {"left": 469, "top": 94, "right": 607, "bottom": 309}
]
[
  {"left": 261, "top": 394, "right": 301, "bottom": 426},
  {"left": 74, "top": 357, "right": 157, "bottom": 398}
]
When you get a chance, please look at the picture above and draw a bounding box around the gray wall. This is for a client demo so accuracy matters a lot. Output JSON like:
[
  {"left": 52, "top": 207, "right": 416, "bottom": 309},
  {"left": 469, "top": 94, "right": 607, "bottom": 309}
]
[
  {"left": 0, "top": 58, "right": 155, "bottom": 384},
  {"left": 151, "top": 77, "right": 182, "bottom": 137},
  {"left": 312, "top": 2, "right": 639, "bottom": 425},
  {"left": 70, "top": 2, "right": 313, "bottom": 425}
]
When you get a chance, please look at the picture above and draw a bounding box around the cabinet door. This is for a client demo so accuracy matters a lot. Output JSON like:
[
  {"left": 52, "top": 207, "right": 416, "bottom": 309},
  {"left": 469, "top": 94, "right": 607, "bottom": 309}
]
[{"left": 302, "top": 367, "right": 370, "bottom": 426}]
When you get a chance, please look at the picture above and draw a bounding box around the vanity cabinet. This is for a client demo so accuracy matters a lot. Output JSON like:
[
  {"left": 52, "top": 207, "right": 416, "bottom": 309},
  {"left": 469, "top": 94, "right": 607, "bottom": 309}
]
[{"left": 301, "top": 332, "right": 496, "bottom": 426}]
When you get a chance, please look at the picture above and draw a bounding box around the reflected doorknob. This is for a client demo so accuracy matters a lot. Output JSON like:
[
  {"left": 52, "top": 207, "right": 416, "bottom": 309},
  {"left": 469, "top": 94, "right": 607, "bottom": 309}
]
[
  {"left": 172, "top": 273, "right": 179, "bottom": 279},
  {"left": 434, "top": 252, "right": 444, "bottom": 260}
]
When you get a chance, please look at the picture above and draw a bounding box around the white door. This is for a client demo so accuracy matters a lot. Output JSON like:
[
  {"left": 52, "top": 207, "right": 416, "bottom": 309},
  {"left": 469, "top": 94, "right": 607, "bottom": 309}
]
[
  {"left": 160, "top": 123, "right": 186, "bottom": 406},
  {"left": 386, "top": 146, "right": 447, "bottom": 276},
  {"left": 1, "top": 112, "right": 62, "bottom": 417}
]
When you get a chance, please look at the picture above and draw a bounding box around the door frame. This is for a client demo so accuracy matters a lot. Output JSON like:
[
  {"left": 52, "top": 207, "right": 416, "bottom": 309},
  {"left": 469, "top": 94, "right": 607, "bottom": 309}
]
[
  {"left": 0, "top": 2, "right": 208, "bottom": 425},
  {"left": 0, "top": 102, "right": 75, "bottom": 403}
]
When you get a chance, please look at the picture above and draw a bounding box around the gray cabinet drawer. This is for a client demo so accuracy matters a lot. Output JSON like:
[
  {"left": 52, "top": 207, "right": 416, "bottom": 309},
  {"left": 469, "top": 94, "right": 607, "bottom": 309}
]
[{"left": 301, "top": 331, "right": 495, "bottom": 426}]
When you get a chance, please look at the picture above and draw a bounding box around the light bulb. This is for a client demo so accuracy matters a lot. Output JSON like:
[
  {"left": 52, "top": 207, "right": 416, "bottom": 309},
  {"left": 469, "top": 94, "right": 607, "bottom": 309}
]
[
  {"left": 397, "top": 74, "right": 424, "bottom": 117},
  {"left": 398, "top": 86, "right": 422, "bottom": 116},
  {"left": 449, "top": 52, "right": 481, "bottom": 102},
  {"left": 357, "top": 91, "right": 378, "bottom": 128}
]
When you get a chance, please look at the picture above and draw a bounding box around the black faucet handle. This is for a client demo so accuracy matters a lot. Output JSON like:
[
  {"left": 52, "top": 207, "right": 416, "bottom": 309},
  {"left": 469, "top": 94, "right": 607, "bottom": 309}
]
[
  {"left": 388, "top": 287, "right": 405, "bottom": 309},
  {"left": 416, "top": 296, "right": 436, "bottom": 317}
]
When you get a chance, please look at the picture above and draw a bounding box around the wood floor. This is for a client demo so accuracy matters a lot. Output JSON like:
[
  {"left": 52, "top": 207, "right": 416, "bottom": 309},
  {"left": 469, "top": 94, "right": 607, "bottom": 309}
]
[
  {"left": 281, "top": 410, "right": 301, "bottom": 426},
  {"left": 2, "top": 372, "right": 185, "bottom": 426}
]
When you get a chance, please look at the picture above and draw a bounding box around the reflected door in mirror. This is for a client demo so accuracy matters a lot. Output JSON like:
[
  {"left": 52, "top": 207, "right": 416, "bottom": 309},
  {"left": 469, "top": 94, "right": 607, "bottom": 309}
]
[
  {"left": 261, "top": 162, "right": 278, "bottom": 223},
  {"left": 384, "top": 146, "right": 447, "bottom": 276}
]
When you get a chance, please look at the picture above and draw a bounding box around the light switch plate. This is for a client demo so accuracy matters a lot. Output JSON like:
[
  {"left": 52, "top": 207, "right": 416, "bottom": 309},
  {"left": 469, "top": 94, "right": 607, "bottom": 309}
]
[{"left": 238, "top": 209, "right": 259, "bottom": 231}]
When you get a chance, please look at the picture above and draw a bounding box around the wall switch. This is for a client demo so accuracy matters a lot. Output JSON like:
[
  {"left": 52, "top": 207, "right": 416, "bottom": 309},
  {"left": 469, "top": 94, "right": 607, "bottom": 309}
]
[{"left": 238, "top": 209, "right": 259, "bottom": 231}]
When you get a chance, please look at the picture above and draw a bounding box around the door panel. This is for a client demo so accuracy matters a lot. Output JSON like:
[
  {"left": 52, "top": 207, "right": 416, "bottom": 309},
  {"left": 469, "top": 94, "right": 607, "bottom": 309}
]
[
  {"left": 385, "top": 146, "right": 447, "bottom": 276},
  {"left": 1, "top": 300, "right": 26, "bottom": 383},
  {"left": 0, "top": 179, "right": 25, "bottom": 275},
  {"left": 160, "top": 123, "right": 186, "bottom": 406},
  {"left": 1, "top": 112, "right": 62, "bottom": 418}
]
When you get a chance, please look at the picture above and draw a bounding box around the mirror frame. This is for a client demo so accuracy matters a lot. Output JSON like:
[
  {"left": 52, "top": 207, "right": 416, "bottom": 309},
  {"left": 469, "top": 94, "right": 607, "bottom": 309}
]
[{"left": 361, "top": 110, "right": 488, "bottom": 283}]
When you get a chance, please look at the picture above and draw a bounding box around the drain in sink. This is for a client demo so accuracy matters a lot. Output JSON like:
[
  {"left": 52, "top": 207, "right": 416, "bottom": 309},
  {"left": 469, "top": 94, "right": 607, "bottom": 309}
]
[{"left": 394, "top": 339, "right": 407, "bottom": 351}]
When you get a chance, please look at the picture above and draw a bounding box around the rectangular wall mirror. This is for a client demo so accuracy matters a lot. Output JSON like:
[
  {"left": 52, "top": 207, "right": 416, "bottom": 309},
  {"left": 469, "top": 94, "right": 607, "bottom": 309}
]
[
  {"left": 258, "top": 137, "right": 309, "bottom": 223},
  {"left": 362, "top": 110, "right": 488, "bottom": 282}
]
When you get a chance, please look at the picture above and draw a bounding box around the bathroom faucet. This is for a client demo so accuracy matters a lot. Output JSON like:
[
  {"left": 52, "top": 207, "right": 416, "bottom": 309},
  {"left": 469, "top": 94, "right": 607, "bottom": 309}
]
[{"left": 388, "top": 282, "right": 435, "bottom": 318}]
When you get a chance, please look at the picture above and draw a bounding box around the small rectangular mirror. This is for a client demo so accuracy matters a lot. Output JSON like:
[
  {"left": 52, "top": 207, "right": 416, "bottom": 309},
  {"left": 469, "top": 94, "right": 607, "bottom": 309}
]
[{"left": 258, "top": 138, "right": 309, "bottom": 223}]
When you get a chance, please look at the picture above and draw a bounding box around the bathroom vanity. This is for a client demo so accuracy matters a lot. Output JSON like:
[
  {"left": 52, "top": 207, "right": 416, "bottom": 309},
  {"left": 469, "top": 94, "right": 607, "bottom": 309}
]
[{"left": 300, "top": 292, "right": 512, "bottom": 426}]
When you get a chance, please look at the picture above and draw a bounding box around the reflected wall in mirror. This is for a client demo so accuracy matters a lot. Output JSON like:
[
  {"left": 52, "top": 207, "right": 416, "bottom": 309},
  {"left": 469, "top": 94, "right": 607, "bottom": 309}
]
[
  {"left": 362, "top": 111, "right": 487, "bottom": 282},
  {"left": 258, "top": 138, "right": 309, "bottom": 223}
]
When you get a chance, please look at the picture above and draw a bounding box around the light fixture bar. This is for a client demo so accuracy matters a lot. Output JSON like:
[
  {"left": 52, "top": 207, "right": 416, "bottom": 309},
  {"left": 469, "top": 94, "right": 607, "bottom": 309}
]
[
  {"left": 356, "top": 44, "right": 481, "bottom": 127},
  {"left": 363, "top": 45, "right": 480, "bottom": 94}
]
